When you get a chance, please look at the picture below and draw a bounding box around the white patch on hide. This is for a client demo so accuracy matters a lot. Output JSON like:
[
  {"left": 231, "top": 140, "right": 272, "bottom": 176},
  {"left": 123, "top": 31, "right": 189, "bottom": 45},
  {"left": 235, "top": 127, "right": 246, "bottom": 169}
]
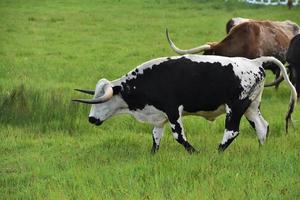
[{"left": 221, "top": 129, "right": 239, "bottom": 145}]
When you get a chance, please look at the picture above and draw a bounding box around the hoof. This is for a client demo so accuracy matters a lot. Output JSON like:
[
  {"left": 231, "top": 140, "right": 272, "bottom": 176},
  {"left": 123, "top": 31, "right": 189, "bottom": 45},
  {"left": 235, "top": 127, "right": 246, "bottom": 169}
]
[
  {"left": 150, "top": 145, "right": 159, "bottom": 155},
  {"left": 186, "top": 146, "right": 198, "bottom": 154},
  {"left": 218, "top": 144, "right": 226, "bottom": 153}
]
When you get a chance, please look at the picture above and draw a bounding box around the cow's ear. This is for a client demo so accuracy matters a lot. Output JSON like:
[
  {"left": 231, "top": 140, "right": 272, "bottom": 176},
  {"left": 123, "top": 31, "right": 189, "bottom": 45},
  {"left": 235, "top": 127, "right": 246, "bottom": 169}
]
[{"left": 113, "top": 86, "right": 122, "bottom": 95}]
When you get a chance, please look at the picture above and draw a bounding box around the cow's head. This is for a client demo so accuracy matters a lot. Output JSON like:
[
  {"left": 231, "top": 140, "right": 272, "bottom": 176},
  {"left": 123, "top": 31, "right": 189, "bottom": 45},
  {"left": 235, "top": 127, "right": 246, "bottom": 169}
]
[{"left": 73, "top": 79, "right": 125, "bottom": 125}]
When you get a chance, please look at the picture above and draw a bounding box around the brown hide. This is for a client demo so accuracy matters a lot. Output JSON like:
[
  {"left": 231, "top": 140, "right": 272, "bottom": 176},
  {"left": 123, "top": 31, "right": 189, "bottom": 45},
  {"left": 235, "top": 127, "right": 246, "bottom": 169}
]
[
  {"left": 167, "top": 19, "right": 300, "bottom": 88},
  {"left": 206, "top": 21, "right": 299, "bottom": 62}
]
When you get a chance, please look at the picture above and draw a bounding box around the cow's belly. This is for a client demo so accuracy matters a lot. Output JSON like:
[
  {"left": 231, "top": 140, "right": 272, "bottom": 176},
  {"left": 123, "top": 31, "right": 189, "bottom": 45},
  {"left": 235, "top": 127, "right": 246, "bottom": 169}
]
[
  {"left": 183, "top": 104, "right": 226, "bottom": 121},
  {"left": 131, "top": 104, "right": 225, "bottom": 126},
  {"left": 131, "top": 105, "right": 168, "bottom": 126}
]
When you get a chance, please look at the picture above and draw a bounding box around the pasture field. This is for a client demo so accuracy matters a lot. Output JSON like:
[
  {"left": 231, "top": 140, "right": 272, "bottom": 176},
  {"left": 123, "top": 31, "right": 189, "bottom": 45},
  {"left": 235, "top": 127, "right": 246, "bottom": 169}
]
[{"left": 1, "top": 0, "right": 300, "bottom": 199}]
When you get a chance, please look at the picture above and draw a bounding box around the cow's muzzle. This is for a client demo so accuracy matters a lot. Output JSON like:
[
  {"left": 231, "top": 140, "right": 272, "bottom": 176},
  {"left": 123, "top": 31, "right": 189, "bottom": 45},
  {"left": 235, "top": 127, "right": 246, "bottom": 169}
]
[{"left": 88, "top": 116, "right": 103, "bottom": 126}]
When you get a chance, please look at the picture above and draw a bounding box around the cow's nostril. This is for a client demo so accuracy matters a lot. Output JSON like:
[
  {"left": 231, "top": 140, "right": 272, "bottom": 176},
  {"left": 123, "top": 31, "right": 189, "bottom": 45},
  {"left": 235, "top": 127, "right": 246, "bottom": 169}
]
[
  {"left": 89, "top": 116, "right": 97, "bottom": 124},
  {"left": 95, "top": 119, "right": 103, "bottom": 126}
]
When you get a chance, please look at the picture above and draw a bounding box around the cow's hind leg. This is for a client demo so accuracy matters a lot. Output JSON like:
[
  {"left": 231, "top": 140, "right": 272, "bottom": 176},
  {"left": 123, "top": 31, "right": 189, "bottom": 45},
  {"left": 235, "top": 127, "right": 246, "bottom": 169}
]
[
  {"left": 274, "top": 68, "right": 281, "bottom": 90},
  {"left": 151, "top": 126, "right": 165, "bottom": 154},
  {"left": 244, "top": 94, "right": 269, "bottom": 145},
  {"left": 218, "top": 100, "right": 251, "bottom": 152},
  {"left": 167, "top": 106, "right": 196, "bottom": 154},
  {"left": 289, "top": 63, "right": 300, "bottom": 98}
]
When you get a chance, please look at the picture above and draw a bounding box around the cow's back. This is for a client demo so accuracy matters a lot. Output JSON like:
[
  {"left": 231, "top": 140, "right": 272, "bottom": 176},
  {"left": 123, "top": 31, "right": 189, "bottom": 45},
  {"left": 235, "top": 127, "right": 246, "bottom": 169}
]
[
  {"left": 217, "top": 21, "right": 296, "bottom": 61},
  {"left": 273, "top": 20, "right": 300, "bottom": 37}
]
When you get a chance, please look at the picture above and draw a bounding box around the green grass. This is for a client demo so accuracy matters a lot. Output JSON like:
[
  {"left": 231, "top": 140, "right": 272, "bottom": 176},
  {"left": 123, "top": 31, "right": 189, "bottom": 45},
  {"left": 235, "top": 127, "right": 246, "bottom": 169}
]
[{"left": 1, "top": 0, "right": 300, "bottom": 199}]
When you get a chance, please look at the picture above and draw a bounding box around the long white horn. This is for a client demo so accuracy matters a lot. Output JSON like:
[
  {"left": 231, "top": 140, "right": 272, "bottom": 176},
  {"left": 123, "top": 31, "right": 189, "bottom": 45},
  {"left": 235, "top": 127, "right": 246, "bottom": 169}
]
[
  {"left": 264, "top": 74, "right": 284, "bottom": 87},
  {"left": 166, "top": 28, "right": 211, "bottom": 55},
  {"left": 98, "top": 85, "right": 114, "bottom": 102},
  {"left": 73, "top": 85, "right": 113, "bottom": 104},
  {"left": 264, "top": 68, "right": 290, "bottom": 87},
  {"left": 72, "top": 98, "right": 105, "bottom": 104},
  {"left": 74, "top": 89, "right": 95, "bottom": 95}
]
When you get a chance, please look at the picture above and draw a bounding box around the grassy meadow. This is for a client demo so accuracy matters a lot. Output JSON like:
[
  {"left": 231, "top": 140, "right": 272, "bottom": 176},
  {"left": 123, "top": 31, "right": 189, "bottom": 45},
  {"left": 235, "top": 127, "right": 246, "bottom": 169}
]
[{"left": 1, "top": 0, "right": 300, "bottom": 199}]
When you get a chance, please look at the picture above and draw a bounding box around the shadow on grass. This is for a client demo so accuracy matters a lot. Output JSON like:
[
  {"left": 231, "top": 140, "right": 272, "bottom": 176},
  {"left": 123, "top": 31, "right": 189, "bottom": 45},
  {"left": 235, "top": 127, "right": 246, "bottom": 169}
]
[
  {"left": 0, "top": 84, "right": 88, "bottom": 134},
  {"left": 76, "top": 137, "right": 143, "bottom": 166}
]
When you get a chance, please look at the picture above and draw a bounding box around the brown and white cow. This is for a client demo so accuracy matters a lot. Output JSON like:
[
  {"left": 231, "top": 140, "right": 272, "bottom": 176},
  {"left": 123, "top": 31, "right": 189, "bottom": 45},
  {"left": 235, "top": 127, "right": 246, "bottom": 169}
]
[{"left": 166, "top": 19, "right": 300, "bottom": 85}]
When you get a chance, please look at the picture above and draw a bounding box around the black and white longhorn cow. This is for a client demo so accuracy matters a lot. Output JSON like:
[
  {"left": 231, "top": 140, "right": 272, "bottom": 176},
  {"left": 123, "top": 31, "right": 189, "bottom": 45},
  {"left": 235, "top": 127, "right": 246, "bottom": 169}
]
[{"left": 73, "top": 55, "right": 297, "bottom": 154}]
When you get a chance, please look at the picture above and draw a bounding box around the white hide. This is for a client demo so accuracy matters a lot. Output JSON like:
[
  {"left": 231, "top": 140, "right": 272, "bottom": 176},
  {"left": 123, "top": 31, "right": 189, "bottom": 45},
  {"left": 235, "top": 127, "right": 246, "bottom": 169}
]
[{"left": 221, "top": 129, "right": 239, "bottom": 145}]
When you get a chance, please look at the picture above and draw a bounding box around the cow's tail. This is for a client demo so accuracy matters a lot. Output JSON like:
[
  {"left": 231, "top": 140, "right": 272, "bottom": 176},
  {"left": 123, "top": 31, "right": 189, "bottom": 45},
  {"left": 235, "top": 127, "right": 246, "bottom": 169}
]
[{"left": 254, "top": 56, "right": 297, "bottom": 133}]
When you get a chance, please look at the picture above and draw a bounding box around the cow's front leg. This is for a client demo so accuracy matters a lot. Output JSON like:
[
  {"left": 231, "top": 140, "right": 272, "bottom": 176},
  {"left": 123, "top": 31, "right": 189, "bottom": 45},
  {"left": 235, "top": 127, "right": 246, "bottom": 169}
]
[
  {"left": 168, "top": 106, "right": 197, "bottom": 154},
  {"left": 151, "top": 126, "right": 165, "bottom": 154},
  {"left": 218, "top": 103, "right": 248, "bottom": 152}
]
